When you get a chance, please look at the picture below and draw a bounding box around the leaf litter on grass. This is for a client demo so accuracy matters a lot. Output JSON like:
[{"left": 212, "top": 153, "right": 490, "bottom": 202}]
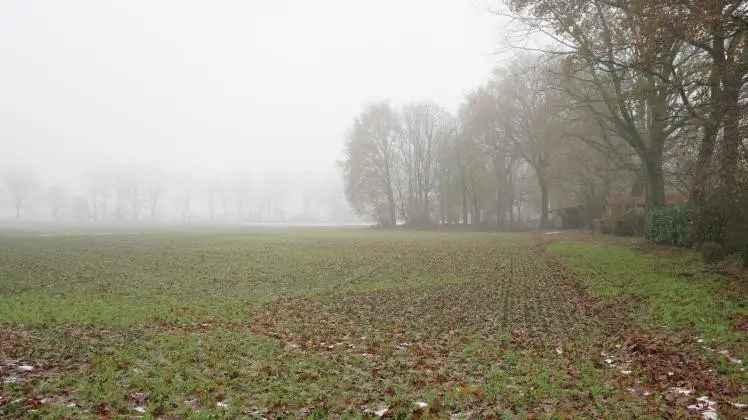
[
  {"left": 2, "top": 230, "right": 745, "bottom": 418},
  {"left": 250, "top": 246, "right": 650, "bottom": 417},
  {"left": 544, "top": 236, "right": 748, "bottom": 419}
]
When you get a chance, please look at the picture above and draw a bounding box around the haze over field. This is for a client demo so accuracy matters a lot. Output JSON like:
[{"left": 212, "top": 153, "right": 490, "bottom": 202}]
[
  {"left": 1, "top": 2, "right": 746, "bottom": 418},
  {"left": 0, "top": 1, "right": 506, "bottom": 223}
]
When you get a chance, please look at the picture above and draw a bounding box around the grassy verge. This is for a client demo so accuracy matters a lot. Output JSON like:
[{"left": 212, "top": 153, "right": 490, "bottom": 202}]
[{"left": 548, "top": 241, "right": 747, "bottom": 375}]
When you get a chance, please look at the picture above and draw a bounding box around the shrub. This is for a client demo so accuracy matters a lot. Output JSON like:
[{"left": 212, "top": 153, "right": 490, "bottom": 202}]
[
  {"left": 743, "top": 244, "right": 748, "bottom": 269},
  {"left": 701, "top": 241, "right": 725, "bottom": 264},
  {"left": 646, "top": 204, "right": 690, "bottom": 247}
]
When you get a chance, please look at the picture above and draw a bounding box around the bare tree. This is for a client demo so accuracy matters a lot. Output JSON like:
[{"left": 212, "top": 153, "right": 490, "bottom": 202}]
[
  {"left": 462, "top": 85, "right": 517, "bottom": 228},
  {"left": 493, "top": 58, "right": 565, "bottom": 228},
  {"left": 400, "top": 102, "right": 455, "bottom": 225},
  {"left": 143, "top": 166, "right": 166, "bottom": 221},
  {"left": 3, "top": 166, "right": 38, "bottom": 219},
  {"left": 502, "top": 0, "right": 683, "bottom": 210},
  {"left": 342, "top": 102, "right": 402, "bottom": 226}
]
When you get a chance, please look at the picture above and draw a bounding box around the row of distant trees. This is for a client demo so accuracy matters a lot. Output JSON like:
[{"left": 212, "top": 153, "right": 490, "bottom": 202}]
[
  {"left": 342, "top": 0, "right": 746, "bottom": 247},
  {"left": 0, "top": 164, "right": 354, "bottom": 224},
  {"left": 341, "top": 62, "right": 610, "bottom": 229}
]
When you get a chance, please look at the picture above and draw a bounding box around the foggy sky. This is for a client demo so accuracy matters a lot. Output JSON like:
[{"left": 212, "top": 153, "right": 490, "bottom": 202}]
[{"left": 1, "top": 1, "right": 505, "bottom": 179}]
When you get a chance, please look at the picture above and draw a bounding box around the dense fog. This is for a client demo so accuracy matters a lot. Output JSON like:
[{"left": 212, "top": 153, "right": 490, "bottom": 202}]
[
  {"left": 0, "top": 1, "right": 503, "bottom": 225},
  {"left": 0, "top": 163, "right": 357, "bottom": 224}
]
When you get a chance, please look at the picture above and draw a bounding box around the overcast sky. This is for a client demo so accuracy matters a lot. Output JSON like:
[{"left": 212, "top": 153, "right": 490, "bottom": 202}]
[{"left": 1, "top": 1, "right": 507, "bottom": 177}]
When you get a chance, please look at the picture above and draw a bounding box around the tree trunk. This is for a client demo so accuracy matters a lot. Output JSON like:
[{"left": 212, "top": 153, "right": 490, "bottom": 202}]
[
  {"left": 507, "top": 168, "right": 515, "bottom": 226},
  {"left": 495, "top": 187, "right": 502, "bottom": 229},
  {"left": 715, "top": 72, "right": 741, "bottom": 246},
  {"left": 517, "top": 201, "right": 522, "bottom": 223},
  {"left": 385, "top": 186, "right": 397, "bottom": 227},
  {"left": 461, "top": 182, "right": 468, "bottom": 225},
  {"left": 720, "top": 73, "right": 740, "bottom": 191},
  {"left": 643, "top": 89, "right": 667, "bottom": 211},
  {"left": 439, "top": 187, "right": 446, "bottom": 225},
  {"left": 690, "top": 36, "right": 723, "bottom": 206},
  {"left": 493, "top": 156, "right": 505, "bottom": 229},
  {"left": 690, "top": 127, "right": 717, "bottom": 204},
  {"left": 643, "top": 155, "right": 665, "bottom": 211},
  {"left": 539, "top": 181, "right": 549, "bottom": 229},
  {"left": 422, "top": 191, "right": 430, "bottom": 225},
  {"left": 508, "top": 204, "right": 514, "bottom": 226},
  {"left": 472, "top": 193, "right": 481, "bottom": 226},
  {"left": 687, "top": 31, "right": 725, "bottom": 244}
]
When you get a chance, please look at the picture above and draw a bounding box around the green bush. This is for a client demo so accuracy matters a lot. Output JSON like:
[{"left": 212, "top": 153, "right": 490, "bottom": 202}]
[
  {"left": 646, "top": 204, "right": 691, "bottom": 247},
  {"left": 743, "top": 244, "right": 748, "bottom": 269}
]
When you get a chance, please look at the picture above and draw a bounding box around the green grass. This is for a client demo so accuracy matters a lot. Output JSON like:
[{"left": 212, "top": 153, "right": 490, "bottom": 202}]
[
  {"left": 549, "top": 242, "right": 746, "bottom": 347},
  {"left": 0, "top": 229, "right": 743, "bottom": 417},
  {"left": 0, "top": 229, "right": 526, "bottom": 327},
  {"left": 549, "top": 241, "right": 747, "bottom": 385}
]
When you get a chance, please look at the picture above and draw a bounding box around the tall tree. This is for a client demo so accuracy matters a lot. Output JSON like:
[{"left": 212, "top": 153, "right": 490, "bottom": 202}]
[
  {"left": 462, "top": 86, "right": 517, "bottom": 228},
  {"left": 342, "top": 102, "right": 402, "bottom": 226},
  {"left": 400, "top": 102, "right": 455, "bottom": 225},
  {"left": 495, "top": 58, "right": 564, "bottom": 228},
  {"left": 504, "top": 0, "right": 683, "bottom": 210}
]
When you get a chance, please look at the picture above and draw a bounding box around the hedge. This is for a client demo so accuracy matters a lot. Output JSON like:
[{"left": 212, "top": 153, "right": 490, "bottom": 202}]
[{"left": 645, "top": 204, "right": 691, "bottom": 247}]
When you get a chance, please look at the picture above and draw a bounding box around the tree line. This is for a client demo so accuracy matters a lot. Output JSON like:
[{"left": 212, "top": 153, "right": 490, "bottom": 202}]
[
  {"left": 1, "top": 164, "right": 353, "bottom": 224},
  {"left": 342, "top": 0, "right": 746, "bottom": 249}
]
